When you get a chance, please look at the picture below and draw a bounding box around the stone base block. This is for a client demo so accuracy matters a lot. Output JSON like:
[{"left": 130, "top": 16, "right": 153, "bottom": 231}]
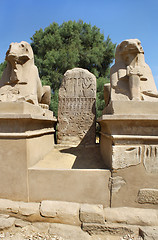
[
  {"left": 82, "top": 222, "right": 138, "bottom": 236},
  {"left": 110, "top": 164, "right": 158, "bottom": 209},
  {"left": 98, "top": 114, "right": 158, "bottom": 170},
  {"left": 103, "top": 101, "right": 158, "bottom": 115},
  {"left": 28, "top": 168, "right": 110, "bottom": 207},
  {"left": 139, "top": 226, "right": 158, "bottom": 240},
  {"left": 0, "top": 102, "right": 56, "bottom": 201}
]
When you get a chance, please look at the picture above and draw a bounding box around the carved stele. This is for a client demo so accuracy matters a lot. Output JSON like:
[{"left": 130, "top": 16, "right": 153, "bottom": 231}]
[
  {"left": 58, "top": 68, "right": 96, "bottom": 145},
  {"left": 0, "top": 41, "right": 51, "bottom": 107}
]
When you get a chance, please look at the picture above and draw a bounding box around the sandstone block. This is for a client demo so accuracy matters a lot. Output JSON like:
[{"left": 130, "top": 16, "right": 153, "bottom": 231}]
[
  {"left": 104, "top": 207, "right": 158, "bottom": 226},
  {"left": 82, "top": 223, "right": 137, "bottom": 236},
  {"left": 139, "top": 226, "right": 158, "bottom": 240},
  {"left": 0, "top": 199, "right": 19, "bottom": 214},
  {"left": 0, "top": 199, "right": 41, "bottom": 222},
  {"left": 32, "top": 222, "right": 50, "bottom": 233},
  {"left": 19, "top": 202, "right": 40, "bottom": 217},
  {"left": 80, "top": 204, "right": 104, "bottom": 224},
  {"left": 49, "top": 223, "right": 91, "bottom": 240},
  {"left": 138, "top": 188, "right": 158, "bottom": 205},
  {"left": 108, "top": 176, "right": 126, "bottom": 193},
  {"left": 40, "top": 200, "right": 80, "bottom": 226},
  {"left": 0, "top": 216, "right": 15, "bottom": 230},
  {"left": 15, "top": 219, "right": 31, "bottom": 228},
  {"left": 112, "top": 145, "right": 141, "bottom": 169}
]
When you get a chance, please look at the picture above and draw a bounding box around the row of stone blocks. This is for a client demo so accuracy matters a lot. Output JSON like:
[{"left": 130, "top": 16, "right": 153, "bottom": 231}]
[{"left": 0, "top": 199, "right": 158, "bottom": 239}]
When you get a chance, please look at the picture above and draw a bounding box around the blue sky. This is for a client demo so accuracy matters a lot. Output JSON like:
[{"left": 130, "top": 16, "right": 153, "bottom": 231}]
[{"left": 1, "top": 0, "right": 158, "bottom": 86}]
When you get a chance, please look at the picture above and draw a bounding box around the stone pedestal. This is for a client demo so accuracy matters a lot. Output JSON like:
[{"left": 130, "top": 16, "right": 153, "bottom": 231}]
[
  {"left": 0, "top": 102, "right": 56, "bottom": 201},
  {"left": 99, "top": 112, "right": 158, "bottom": 171},
  {"left": 98, "top": 105, "right": 158, "bottom": 208}
]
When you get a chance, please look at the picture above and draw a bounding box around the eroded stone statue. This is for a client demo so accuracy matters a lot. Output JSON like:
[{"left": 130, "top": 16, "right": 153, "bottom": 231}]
[
  {"left": 0, "top": 41, "right": 51, "bottom": 107},
  {"left": 105, "top": 39, "right": 158, "bottom": 104}
]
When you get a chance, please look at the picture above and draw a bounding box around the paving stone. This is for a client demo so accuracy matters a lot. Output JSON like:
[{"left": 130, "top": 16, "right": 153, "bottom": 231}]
[
  {"left": 82, "top": 223, "right": 139, "bottom": 236},
  {"left": 80, "top": 204, "right": 104, "bottom": 224},
  {"left": 0, "top": 199, "right": 19, "bottom": 214},
  {"left": 139, "top": 226, "right": 158, "bottom": 240},
  {"left": 49, "top": 223, "right": 91, "bottom": 240},
  {"left": 15, "top": 219, "right": 31, "bottom": 228},
  {"left": 18, "top": 202, "right": 40, "bottom": 222},
  {"left": 32, "top": 222, "right": 50, "bottom": 232},
  {"left": 104, "top": 207, "right": 158, "bottom": 226},
  {"left": 0, "top": 217, "right": 15, "bottom": 230},
  {"left": 40, "top": 200, "right": 80, "bottom": 226}
]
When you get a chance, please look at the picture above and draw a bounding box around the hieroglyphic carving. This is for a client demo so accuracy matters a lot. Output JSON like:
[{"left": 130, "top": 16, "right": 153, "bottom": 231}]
[
  {"left": 143, "top": 145, "right": 158, "bottom": 173},
  {"left": 58, "top": 68, "right": 96, "bottom": 145},
  {"left": 112, "top": 145, "right": 142, "bottom": 169}
]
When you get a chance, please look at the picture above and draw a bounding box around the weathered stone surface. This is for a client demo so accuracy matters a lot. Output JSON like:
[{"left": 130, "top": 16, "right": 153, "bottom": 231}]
[
  {"left": 143, "top": 145, "right": 158, "bottom": 173},
  {"left": 80, "top": 204, "right": 104, "bottom": 224},
  {"left": 15, "top": 219, "right": 31, "bottom": 228},
  {"left": 109, "top": 39, "right": 157, "bottom": 104},
  {"left": 104, "top": 207, "right": 158, "bottom": 226},
  {"left": 112, "top": 145, "right": 141, "bottom": 169},
  {"left": 18, "top": 202, "right": 40, "bottom": 217},
  {"left": 49, "top": 223, "right": 91, "bottom": 240},
  {"left": 29, "top": 168, "right": 110, "bottom": 208},
  {"left": 0, "top": 217, "right": 15, "bottom": 230},
  {"left": 58, "top": 68, "right": 96, "bottom": 145},
  {"left": 82, "top": 223, "right": 137, "bottom": 236},
  {"left": 108, "top": 176, "right": 126, "bottom": 193},
  {"left": 0, "top": 199, "right": 19, "bottom": 214},
  {"left": 0, "top": 41, "right": 51, "bottom": 107},
  {"left": 40, "top": 200, "right": 80, "bottom": 226},
  {"left": 32, "top": 222, "right": 50, "bottom": 232},
  {"left": 139, "top": 226, "right": 158, "bottom": 240},
  {"left": 0, "top": 199, "right": 41, "bottom": 222},
  {"left": 138, "top": 188, "right": 158, "bottom": 205}
]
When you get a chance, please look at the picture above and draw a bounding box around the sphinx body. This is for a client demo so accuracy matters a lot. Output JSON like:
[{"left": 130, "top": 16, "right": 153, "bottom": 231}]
[
  {"left": 0, "top": 41, "right": 51, "bottom": 106},
  {"left": 105, "top": 39, "right": 157, "bottom": 105}
]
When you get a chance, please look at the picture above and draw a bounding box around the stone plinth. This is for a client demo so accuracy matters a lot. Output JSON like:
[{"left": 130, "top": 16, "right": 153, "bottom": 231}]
[
  {"left": 28, "top": 168, "right": 110, "bottom": 207},
  {"left": 0, "top": 102, "right": 56, "bottom": 201},
  {"left": 99, "top": 113, "right": 158, "bottom": 171},
  {"left": 98, "top": 113, "right": 158, "bottom": 208}
]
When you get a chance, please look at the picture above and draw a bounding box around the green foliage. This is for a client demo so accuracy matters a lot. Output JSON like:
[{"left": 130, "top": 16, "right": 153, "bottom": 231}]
[
  {"left": 50, "top": 89, "right": 59, "bottom": 117},
  {"left": 0, "top": 61, "right": 7, "bottom": 79},
  {"left": 31, "top": 20, "right": 115, "bottom": 117}
]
